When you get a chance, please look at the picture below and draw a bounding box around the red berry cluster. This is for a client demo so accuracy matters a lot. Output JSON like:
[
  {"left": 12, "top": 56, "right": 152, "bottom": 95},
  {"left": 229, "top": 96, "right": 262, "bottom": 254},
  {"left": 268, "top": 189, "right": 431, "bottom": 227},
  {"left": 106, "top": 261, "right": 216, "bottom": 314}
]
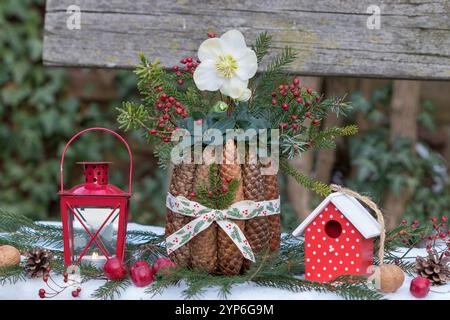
[
  {"left": 38, "top": 269, "right": 82, "bottom": 299},
  {"left": 172, "top": 56, "right": 199, "bottom": 85},
  {"left": 271, "top": 78, "right": 322, "bottom": 130},
  {"left": 149, "top": 87, "right": 187, "bottom": 143},
  {"left": 400, "top": 216, "right": 449, "bottom": 255}
]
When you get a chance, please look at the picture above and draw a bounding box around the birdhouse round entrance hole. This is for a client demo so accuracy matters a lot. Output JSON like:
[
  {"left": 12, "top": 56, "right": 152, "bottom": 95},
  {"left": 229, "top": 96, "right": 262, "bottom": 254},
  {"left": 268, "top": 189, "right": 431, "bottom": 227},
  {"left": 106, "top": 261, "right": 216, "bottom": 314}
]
[{"left": 325, "top": 220, "right": 342, "bottom": 238}]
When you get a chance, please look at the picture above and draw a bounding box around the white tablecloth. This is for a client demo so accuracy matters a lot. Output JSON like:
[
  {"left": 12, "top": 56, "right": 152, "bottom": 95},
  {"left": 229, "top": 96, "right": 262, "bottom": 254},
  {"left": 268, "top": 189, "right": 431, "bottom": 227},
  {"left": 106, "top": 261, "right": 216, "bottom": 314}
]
[{"left": 1, "top": 222, "right": 449, "bottom": 300}]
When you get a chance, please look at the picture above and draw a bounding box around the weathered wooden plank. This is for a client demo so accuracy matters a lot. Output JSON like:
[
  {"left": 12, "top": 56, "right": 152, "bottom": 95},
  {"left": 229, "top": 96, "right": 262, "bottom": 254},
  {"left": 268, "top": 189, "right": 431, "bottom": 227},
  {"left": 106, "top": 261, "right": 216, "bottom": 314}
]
[{"left": 43, "top": 0, "right": 450, "bottom": 79}]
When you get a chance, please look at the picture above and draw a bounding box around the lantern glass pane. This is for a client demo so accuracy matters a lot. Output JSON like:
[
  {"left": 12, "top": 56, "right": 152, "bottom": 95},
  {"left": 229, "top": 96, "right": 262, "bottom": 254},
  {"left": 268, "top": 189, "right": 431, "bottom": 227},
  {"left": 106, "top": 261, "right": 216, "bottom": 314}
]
[{"left": 69, "top": 206, "right": 120, "bottom": 267}]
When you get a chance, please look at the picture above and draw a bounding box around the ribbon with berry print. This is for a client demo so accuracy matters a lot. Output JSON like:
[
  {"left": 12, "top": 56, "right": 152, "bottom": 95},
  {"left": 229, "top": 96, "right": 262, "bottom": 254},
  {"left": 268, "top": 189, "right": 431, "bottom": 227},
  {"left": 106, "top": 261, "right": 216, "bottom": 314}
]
[{"left": 165, "top": 193, "right": 280, "bottom": 262}]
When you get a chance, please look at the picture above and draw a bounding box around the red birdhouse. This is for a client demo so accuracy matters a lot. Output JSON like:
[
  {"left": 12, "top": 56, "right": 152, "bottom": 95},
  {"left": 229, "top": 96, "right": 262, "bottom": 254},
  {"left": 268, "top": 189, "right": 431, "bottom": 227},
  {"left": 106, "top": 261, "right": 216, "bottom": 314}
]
[{"left": 292, "top": 192, "right": 380, "bottom": 282}]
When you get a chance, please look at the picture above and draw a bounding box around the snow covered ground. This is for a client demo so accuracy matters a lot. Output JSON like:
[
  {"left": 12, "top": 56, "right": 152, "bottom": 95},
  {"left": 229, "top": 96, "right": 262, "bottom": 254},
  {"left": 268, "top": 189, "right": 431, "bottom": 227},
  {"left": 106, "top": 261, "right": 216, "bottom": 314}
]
[{"left": 1, "top": 222, "right": 449, "bottom": 300}]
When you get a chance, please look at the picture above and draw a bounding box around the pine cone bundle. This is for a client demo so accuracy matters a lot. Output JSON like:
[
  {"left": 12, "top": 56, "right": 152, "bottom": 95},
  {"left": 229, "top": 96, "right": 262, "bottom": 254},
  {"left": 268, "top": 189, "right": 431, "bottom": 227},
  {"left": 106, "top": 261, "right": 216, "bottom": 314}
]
[
  {"left": 25, "top": 248, "right": 52, "bottom": 278},
  {"left": 165, "top": 143, "right": 281, "bottom": 276},
  {"left": 416, "top": 249, "right": 450, "bottom": 285}
]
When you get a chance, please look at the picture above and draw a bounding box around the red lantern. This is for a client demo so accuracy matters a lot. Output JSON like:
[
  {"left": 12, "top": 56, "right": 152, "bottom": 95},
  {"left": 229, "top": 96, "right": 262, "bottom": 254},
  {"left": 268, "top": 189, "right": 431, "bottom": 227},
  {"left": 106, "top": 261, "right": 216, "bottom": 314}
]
[{"left": 59, "top": 127, "right": 133, "bottom": 268}]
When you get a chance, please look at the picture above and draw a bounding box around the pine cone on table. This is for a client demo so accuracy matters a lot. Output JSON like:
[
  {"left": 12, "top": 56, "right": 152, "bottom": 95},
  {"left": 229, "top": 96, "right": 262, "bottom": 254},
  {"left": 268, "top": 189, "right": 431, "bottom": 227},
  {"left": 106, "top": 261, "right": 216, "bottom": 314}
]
[
  {"left": 416, "top": 249, "right": 450, "bottom": 285},
  {"left": 242, "top": 152, "right": 271, "bottom": 271},
  {"left": 165, "top": 163, "right": 196, "bottom": 267},
  {"left": 190, "top": 150, "right": 218, "bottom": 273},
  {"left": 25, "top": 248, "right": 52, "bottom": 278},
  {"left": 217, "top": 139, "right": 245, "bottom": 275}
]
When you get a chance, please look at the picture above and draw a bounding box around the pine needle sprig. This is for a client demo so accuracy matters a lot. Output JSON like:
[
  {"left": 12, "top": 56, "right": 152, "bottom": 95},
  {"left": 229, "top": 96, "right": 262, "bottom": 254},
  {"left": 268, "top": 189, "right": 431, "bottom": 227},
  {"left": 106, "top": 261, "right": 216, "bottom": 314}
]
[
  {"left": 279, "top": 158, "right": 332, "bottom": 197},
  {"left": 92, "top": 279, "right": 131, "bottom": 300},
  {"left": 0, "top": 265, "right": 27, "bottom": 286},
  {"left": 253, "top": 32, "right": 272, "bottom": 63},
  {"left": 311, "top": 125, "right": 359, "bottom": 150}
]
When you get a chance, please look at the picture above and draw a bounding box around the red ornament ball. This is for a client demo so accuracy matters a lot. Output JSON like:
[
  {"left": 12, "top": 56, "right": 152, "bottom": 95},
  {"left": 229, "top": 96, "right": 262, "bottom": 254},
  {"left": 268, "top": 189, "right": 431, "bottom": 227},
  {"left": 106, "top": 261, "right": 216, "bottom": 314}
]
[
  {"left": 103, "top": 257, "right": 127, "bottom": 280},
  {"left": 152, "top": 257, "right": 176, "bottom": 275},
  {"left": 410, "top": 276, "right": 430, "bottom": 298},
  {"left": 130, "top": 261, "right": 154, "bottom": 287}
]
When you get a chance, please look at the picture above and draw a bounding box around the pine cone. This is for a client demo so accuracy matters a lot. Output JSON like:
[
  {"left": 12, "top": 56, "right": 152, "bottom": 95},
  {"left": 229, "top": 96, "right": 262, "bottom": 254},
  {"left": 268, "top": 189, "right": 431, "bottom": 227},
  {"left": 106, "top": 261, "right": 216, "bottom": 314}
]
[
  {"left": 264, "top": 171, "right": 280, "bottom": 253},
  {"left": 165, "top": 163, "right": 196, "bottom": 267},
  {"left": 217, "top": 139, "right": 245, "bottom": 275},
  {"left": 416, "top": 249, "right": 450, "bottom": 285},
  {"left": 190, "top": 150, "right": 218, "bottom": 273},
  {"left": 25, "top": 248, "right": 52, "bottom": 278},
  {"left": 242, "top": 152, "right": 271, "bottom": 271}
]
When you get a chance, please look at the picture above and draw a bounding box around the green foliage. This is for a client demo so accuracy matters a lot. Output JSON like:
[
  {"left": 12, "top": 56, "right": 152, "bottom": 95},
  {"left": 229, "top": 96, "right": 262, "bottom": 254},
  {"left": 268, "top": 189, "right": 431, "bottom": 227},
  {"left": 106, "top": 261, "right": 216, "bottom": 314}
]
[
  {"left": 92, "top": 279, "right": 131, "bottom": 300},
  {"left": 279, "top": 158, "right": 331, "bottom": 197},
  {"left": 195, "top": 164, "right": 239, "bottom": 209},
  {"left": 253, "top": 32, "right": 272, "bottom": 63},
  {"left": 0, "top": 0, "right": 142, "bottom": 221},
  {"left": 347, "top": 85, "right": 450, "bottom": 222}
]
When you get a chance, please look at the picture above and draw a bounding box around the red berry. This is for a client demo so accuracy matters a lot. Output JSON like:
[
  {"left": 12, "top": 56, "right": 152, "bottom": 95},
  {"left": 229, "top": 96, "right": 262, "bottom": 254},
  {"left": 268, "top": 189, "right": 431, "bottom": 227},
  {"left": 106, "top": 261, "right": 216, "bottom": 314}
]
[
  {"left": 293, "top": 78, "right": 300, "bottom": 85},
  {"left": 289, "top": 84, "right": 295, "bottom": 90},
  {"left": 312, "top": 119, "right": 320, "bottom": 125},
  {"left": 152, "top": 257, "right": 176, "bottom": 276},
  {"left": 413, "top": 219, "right": 419, "bottom": 225},
  {"left": 39, "top": 288, "right": 45, "bottom": 295},
  {"left": 410, "top": 277, "right": 430, "bottom": 298},
  {"left": 305, "top": 111, "right": 312, "bottom": 118},
  {"left": 177, "top": 79, "right": 184, "bottom": 85},
  {"left": 43, "top": 274, "right": 49, "bottom": 282},
  {"left": 103, "top": 258, "right": 127, "bottom": 280},
  {"left": 186, "top": 57, "right": 193, "bottom": 63},
  {"left": 190, "top": 192, "right": 196, "bottom": 198},
  {"left": 157, "top": 86, "right": 163, "bottom": 92},
  {"left": 196, "top": 119, "right": 203, "bottom": 125},
  {"left": 271, "top": 99, "right": 278, "bottom": 105},
  {"left": 225, "top": 177, "right": 232, "bottom": 184},
  {"left": 315, "top": 96, "right": 321, "bottom": 103},
  {"left": 278, "top": 85, "right": 284, "bottom": 90},
  {"left": 305, "top": 100, "right": 311, "bottom": 108},
  {"left": 176, "top": 71, "right": 182, "bottom": 77},
  {"left": 72, "top": 290, "right": 79, "bottom": 298},
  {"left": 180, "top": 58, "right": 187, "bottom": 64},
  {"left": 293, "top": 90, "right": 300, "bottom": 97},
  {"left": 208, "top": 191, "right": 213, "bottom": 197},
  {"left": 401, "top": 219, "right": 408, "bottom": 225},
  {"left": 271, "top": 92, "right": 277, "bottom": 97},
  {"left": 292, "top": 124, "right": 299, "bottom": 129},
  {"left": 130, "top": 261, "right": 154, "bottom": 287},
  {"left": 160, "top": 93, "right": 168, "bottom": 101},
  {"left": 431, "top": 217, "right": 437, "bottom": 222},
  {"left": 282, "top": 103, "right": 289, "bottom": 111},
  {"left": 440, "top": 232, "right": 446, "bottom": 239},
  {"left": 168, "top": 96, "right": 175, "bottom": 103},
  {"left": 207, "top": 31, "right": 217, "bottom": 38},
  {"left": 76, "top": 287, "right": 82, "bottom": 293},
  {"left": 307, "top": 88, "right": 313, "bottom": 95},
  {"left": 297, "top": 97, "right": 303, "bottom": 103},
  {"left": 172, "top": 65, "right": 179, "bottom": 71},
  {"left": 291, "top": 115, "right": 297, "bottom": 120},
  {"left": 222, "top": 186, "right": 228, "bottom": 193},
  {"left": 150, "top": 129, "right": 157, "bottom": 134},
  {"left": 442, "top": 216, "right": 447, "bottom": 222}
]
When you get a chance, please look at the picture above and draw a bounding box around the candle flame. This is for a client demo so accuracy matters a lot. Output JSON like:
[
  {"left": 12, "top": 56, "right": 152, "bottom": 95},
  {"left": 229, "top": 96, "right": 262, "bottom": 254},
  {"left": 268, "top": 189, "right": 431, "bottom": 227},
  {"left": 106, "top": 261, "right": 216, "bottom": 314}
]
[{"left": 92, "top": 252, "right": 98, "bottom": 259}]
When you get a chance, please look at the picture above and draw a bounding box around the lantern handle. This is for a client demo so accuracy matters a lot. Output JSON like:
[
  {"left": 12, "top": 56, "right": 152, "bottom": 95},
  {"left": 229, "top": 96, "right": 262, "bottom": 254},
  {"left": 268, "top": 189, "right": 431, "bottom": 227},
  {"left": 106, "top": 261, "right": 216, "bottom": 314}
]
[{"left": 60, "top": 127, "right": 133, "bottom": 194}]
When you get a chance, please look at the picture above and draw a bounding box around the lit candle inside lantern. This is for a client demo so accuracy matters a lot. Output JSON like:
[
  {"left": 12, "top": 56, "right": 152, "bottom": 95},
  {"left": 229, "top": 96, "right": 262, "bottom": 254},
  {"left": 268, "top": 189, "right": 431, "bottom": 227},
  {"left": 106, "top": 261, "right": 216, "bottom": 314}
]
[{"left": 81, "top": 251, "right": 107, "bottom": 268}]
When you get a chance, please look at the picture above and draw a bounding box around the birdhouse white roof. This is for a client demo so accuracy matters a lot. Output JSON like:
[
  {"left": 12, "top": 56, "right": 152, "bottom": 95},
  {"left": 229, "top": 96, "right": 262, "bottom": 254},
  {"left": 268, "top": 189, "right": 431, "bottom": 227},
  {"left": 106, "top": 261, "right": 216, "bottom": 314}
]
[{"left": 292, "top": 192, "right": 381, "bottom": 239}]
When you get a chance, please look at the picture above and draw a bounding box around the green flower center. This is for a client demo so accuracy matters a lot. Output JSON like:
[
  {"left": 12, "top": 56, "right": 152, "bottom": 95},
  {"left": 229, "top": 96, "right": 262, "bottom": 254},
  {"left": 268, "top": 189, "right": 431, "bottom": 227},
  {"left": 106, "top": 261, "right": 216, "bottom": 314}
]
[{"left": 215, "top": 54, "right": 238, "bottom": 78}]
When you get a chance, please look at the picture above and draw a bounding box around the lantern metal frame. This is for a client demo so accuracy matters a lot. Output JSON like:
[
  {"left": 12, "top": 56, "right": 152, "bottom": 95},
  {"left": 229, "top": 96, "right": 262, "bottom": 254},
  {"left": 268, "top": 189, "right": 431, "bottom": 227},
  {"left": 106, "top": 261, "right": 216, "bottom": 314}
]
[{"left": 59, "top": 127, "right": 133, "bottom": 267}]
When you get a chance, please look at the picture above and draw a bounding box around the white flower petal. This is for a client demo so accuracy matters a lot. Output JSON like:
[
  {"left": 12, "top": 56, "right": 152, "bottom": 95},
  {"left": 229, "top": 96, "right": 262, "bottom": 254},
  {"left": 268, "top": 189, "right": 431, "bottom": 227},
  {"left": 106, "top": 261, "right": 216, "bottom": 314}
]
[
  {"left": 198, "top": 38, "right": 224, "bottom": 62},
  {"left": 220, "top": 29, "right": 248, "bottom": 57},
  {"left": 193, "top": 60, "right": 223, "bottom": 91},
  {"left": 236, "top": 88, "right": 252, "bottom": 102},
  {"left": 236, "top": 49, "right": 258, "bottom": 80},
  {"left": 220, "top": 77, "right": 248, "bottom": 99}
]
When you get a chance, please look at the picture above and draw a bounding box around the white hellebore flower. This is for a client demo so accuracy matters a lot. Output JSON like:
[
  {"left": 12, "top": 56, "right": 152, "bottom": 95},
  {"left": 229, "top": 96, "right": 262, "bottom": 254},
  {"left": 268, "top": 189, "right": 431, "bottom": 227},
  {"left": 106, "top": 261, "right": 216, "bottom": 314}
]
[
  {"left": 236, "top": 88, "right": 252, "bottom": 102},
  {"left": 193, "top": 30, "right": 257, "bottom": 99}
]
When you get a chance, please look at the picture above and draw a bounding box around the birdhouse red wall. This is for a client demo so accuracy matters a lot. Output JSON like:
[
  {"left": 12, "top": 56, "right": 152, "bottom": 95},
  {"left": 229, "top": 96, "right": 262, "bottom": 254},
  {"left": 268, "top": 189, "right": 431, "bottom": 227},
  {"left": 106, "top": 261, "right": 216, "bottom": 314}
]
[{"left": 304, "top": 202, "right": 374, "bottom": 282}]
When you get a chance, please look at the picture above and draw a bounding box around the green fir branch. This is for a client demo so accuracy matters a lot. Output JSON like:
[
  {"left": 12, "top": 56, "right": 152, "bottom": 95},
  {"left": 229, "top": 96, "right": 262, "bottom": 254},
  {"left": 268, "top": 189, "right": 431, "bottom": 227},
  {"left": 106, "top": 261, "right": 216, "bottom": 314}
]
[
  {"left": 253, "top": 32, "right": 272, "bottom": 63},
  {"left": 279, "top": 158, "right": 332, "bottom": 197},
  {"left": 92, "top": 279, "right": 131, "bottom": 300},
  {"left": 0, "top": 265, "right": 27, "bottom": 286},
  {"left": 311, "top": 125, "right": 358, "bottom": 150}
]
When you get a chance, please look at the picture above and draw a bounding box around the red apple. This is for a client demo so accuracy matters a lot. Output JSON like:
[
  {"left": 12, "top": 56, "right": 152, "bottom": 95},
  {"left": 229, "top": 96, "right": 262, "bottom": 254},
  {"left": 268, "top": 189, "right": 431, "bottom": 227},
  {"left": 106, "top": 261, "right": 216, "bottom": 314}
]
[
  {"left": 152, "top": 257, "right": 176, "bottom": 275},
  {"left": 410, "top": 276, "right": 430, "bottom": 298},
  {"left": 130, "top": 261, "right": 154, "bottom": 287},
  {"left": 103, "top": 257, "right": 127, "bottom": 280}
]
